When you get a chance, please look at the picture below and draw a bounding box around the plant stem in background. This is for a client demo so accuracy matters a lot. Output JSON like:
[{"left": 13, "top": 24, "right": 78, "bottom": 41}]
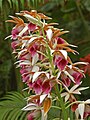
[{"left": 55, "top": 84, "right": 68, "bottom": 120}]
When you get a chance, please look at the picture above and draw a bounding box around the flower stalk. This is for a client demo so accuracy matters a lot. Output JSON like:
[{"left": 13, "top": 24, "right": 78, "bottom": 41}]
[
  {"left": 55, "top": 84, "right": 68, "bottom": 120},
  {"left": 6, "top": 10, "right": 90, "bottom": 120}
]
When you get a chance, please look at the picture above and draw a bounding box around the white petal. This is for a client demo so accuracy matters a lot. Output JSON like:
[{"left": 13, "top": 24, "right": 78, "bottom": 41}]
[
  {"left": 70, "top": 83, "right": 82, "bottom": 92},
  {"left": 32, "top": 72, "right": 42, "bottom": 82},
  {"left": 51, "top": 49, "right": 55, "bottom": 54},
  {"left": 60, "top": 50, "right": 67, "bottom": 59},
  {"left": 18, "top": 48, "right": 27, "bottom": 57},
  {"left": 32, "top": 71, "right": 49, "bottom": 83},
  {"left": 73, "top": 62, "right": 88, "bottom": 66},
  {"left": 46, "top": 29, "right": 53, "bottom": 41},
  {"left": 45, "top": 73, "right": 49, "bottom": 79},
  {"left": 69, "top": 44, "right": 77, "bottom": 48},
  {"left": 28, "top": 36, "right": 38, "bottom": 44},
  {"left": 19, "top": 60, "right": 31, "bottom": 66},
  {"left": 40, "top": 94, "right": 47, "bottom": 104},
  {"left": 78, "top": 103, "right": 85, "bottom": 119},
  {"left": 65, "top": 94, "right": 70, "bottom": 102},
  {"left": 5, "top": 35, "right": 12, "bottom": 40},
  {"left": 75, "top": 108, "right": 79, "bottom": 119},
  {"left": 56, "top": 71, "right": 61, "bottom": 79},
  {"left": 61, "top": 92, "right": 67, "bottom": 97},
  {"left": 32, "top": 53, "right": 39, "bottom": 65},
  {"left": 22, "top": 40, "right": 28, "bottom": 49},
  {"left": 72, "top": 90, "right": 81, "bottom": 95},
  {"left": 24, "top": 14, "right": 42, "bottom": 26},
  {"left": 22, "top": 103, "right": 37, "bottom": 111},
  {"left": 64, "top": 71, "right": 75, "bottom": 83},
  {"left": 24, "top": 14, "right": 38, "bottom": 22},
  {"left": 85, "top": 99, "right": 90, "bottom": 104},
  {"left": 32, "top": 65, "right": 39, "bottom": 72},
  {"left": 78, "top": 87, "right": 89, "bottom": 91},
  {"left": 18, "top": 25, "right": 28, "bottom": 36},
  {"left": 14, "top": 60, "right": 24, "bottom": 64},
  {"left": 68, "top": 65, "right": 72, "bottom": 69},
  {"left": 41, "top": 110, "right": 47, "bottom": 120},
  {"left": 22, "top": 87, "right": 29, "bottom": 91},
  {"left": 63, "top": 84, "right": 70, "bottom": 93}
]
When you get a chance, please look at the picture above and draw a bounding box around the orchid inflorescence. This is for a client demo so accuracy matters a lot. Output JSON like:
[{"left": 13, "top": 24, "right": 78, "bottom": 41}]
[{"left": 6, "top": 10, "right": 90, "bottom": 120}]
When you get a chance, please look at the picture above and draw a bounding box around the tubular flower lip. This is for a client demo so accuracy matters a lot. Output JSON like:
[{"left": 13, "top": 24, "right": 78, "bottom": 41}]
[
  {"left": 30, "top": 73, "right": 56, "bottom": 95},
  {"left": 28, "top": 22, "right": 36, "bottom": 31},
  {"left": 56, "top": 37, "right": 65, "bottom": 44},
  {"left": 80, "top": 54, "right": 90, "bottom": 76},
  {"left": 27, "top": 110, "right": 41, "bottom": 120},
  {"left": 53, "top": 50, "right": 68, "bottom": 71},
  {"left": 61, "top": 73, "right": 71, "bottom": 87},
  {"left": 65, "top": 65, "right": 85, "bottom": 84},
  {"left": 32, "top": 79, "right": 52, "bottom": 95},
  {"left": 11, "top": 41, "right": 19, "bottom": 50},
  {"left": 27, "top": 114, "right": 34, "bottom": 120},
  {"left": 11, "top": 28, "right": 19, "bottom": 39}
]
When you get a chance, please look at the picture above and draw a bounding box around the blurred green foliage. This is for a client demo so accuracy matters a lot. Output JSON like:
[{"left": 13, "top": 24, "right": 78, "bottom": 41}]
[
  {"left": 0, "top": 92, "right": 28, "bottom": 120},
  {"left": 0, "top": 0, "right": 90, "bottom": 99}
]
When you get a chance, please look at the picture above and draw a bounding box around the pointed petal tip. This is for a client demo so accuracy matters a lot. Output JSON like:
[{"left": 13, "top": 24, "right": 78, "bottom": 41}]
[{"left": 9, "top": 15, "right": 12, "bottom": 17}]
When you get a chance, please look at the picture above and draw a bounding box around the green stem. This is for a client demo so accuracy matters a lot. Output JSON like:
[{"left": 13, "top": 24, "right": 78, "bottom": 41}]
[
  {"left": 51, "top": 106, "right": 61, "bottom": 110},
  {"left": 55, "top": 84, "right": 68, "bottom": 120},
  {"left": 66, "top": 101, "right": 81, "bottom": 109},
  {"left": 41, "top": 27, "right": 68, "bottom": 119}
]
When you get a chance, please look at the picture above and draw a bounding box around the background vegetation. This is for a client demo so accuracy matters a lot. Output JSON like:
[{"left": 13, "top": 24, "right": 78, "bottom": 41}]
[{"left": 0, "top": 0, "right": 90, "bottom": 119}]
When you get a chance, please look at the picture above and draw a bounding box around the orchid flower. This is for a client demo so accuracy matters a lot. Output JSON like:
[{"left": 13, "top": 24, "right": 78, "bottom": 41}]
[
  {"left": 75, "top": 99, "right": 90, "bottom": 119},
  {"left": 61, "top": 83, "right": 89, "bottom": 102}
]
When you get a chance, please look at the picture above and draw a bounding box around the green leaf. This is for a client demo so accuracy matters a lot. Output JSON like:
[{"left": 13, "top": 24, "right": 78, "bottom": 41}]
[
  {"left": 7, "top": 0, "right": 12, "bottom": 8},
  {"left": 12, "top": 0, "right": 19, "bottom": 11},
  {"left": 20, "top": 0, "right": 24, "bottom": 9},
  {"left": 0, "top": 0, "right": 3, "bottom": 10},
  {"left": 20, "top": 111, "right": 28, "bottom": 120},
  {"left": 0, "top": 92, "right": 28, "bottom": 120}
]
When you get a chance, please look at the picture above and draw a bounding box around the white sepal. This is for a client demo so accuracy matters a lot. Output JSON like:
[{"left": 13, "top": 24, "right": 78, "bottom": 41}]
[
  {"left": 64, "top": 71, "right": 75, "bottom": 83},
  {"left": 78, "top": 103, "right": 85, "bottom": 119},
  {"left": 24, "top": 14, "right": 42, "bottom": 26},
  {"left": 65, "top": 94, "right": 70, "bottom": 102},
  {"left": 32, "top": 65, "right": 39, "bottom": 72},
  {"left": 28, "top": 36, "right": 38, "bottom": 44},
  {"left": 70, "top": 83, "right": 81, "bottom": 93},
  {"left": 77, "top": 87, "right": 89, "bottom": 91},
  {"left": 85, "top": 99, "right": 90, "bottom": 104},
  {"left": 32, "top": 72, "right": 48, "bottom": 83},
  {"left": 41, "top": 110, "right": 47, "bottom": 120},
  {"left": 60, "top": 50, "right": 67, "bottom": 59},
  {"left": 18, "top": 25, "right": 28, "bottom": 36},
  {"left": 73, "top": 62, "right": 88, "bottom": 66},
  {"left": 75, "top": 108, "right": 79, "bottom": 119},
  {"left": 32, "top": 53, "right": 39, "bottom": 65},
  {"left": 46, "top": 29, "right": 53, "bottom": 41},
  {"left": 5, "top": 35, "right": 12, "bottom": 40},
  {"left": 40, "top": 94, "right": 47, "bottom": 104},
  {"left": 22, "top": 103, "right": 37, "bottom": 111},
  {"left": 61, "top": 92, "right": 67, "bottom": 97}
]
